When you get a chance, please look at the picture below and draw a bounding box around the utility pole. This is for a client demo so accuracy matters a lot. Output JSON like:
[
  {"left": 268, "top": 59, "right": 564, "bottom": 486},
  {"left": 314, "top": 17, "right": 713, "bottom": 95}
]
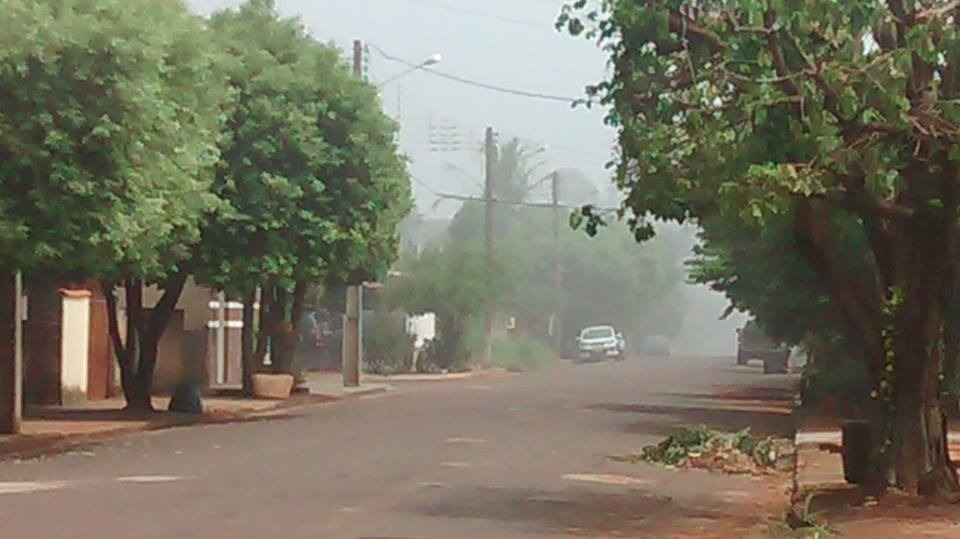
[
  {"left": 552, "top": 171, "right": 563, "bottom": 357},
  {"left": 352, "top": 39, "right": 363, "bottom": 81},
  {"left": 0, "top": 271, "right": 22, "bottom": 434},
  {"left": 484, "top": 126, "right": 496, "bottom": 364},
  {"left": 342, "top": 39, "right": 365, "bottom": 387}
]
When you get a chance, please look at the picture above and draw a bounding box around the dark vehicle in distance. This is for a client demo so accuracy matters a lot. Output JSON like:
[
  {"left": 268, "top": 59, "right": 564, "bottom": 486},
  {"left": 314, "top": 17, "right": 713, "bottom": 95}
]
[{"left": 737, "top": 320, "right": 790, "bottom": 374}]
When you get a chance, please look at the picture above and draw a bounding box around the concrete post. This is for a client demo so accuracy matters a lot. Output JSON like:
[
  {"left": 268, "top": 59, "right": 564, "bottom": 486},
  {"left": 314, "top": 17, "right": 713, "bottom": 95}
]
[
  {"left": 342, "top": 285, "right": 361, "bottom": 387},
  {"left": 0, "top": 271, "right": 23, "bottom": 434}
]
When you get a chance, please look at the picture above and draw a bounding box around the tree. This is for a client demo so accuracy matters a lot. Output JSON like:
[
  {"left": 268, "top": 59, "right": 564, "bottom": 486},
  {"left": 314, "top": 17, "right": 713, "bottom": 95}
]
[
  {"left": 203, "top": 0, "right": 410, "bottom": 391},
  {"left": 564, "top": 0, "right": 960, "bottom": 496},
  {"left": 0, "top": 0, "right": 228, "bottom": 410}
]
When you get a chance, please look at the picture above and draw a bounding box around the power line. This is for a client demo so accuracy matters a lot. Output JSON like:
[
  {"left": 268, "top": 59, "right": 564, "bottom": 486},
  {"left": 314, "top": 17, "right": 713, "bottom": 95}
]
[
  {"left": 411, "top": 175, "right": 619, "bottom": 216},
  {"left": 394, "top": 0, "right": 549, "bottom": 29},
  {"left": 434, "top": 191, "right": 618, "bottom": 213},
  {"left": 410, "top": 174, "right": 442, "bottom": 196},
  {"left": 368, "top": 44, "right": 582, "bottom": 104}
]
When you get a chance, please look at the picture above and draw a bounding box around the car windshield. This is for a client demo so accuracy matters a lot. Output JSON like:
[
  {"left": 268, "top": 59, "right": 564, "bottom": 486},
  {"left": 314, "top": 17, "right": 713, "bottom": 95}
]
[{"left": 582, "top": 327, "right": 614, "bottom": 340}]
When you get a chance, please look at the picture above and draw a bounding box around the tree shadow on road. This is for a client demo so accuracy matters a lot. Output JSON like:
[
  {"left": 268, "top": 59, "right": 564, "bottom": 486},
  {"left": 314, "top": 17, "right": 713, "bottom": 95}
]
[
  {"left": 0, "top": 411, "right": 306, "bottom": 463},
  {"left": 404, "top": 485, "right": 766, "bottom": 537},
  {"left": 588, "top": 402, "right": 795, "bottom": 438},
  {"left": 661, "top": 383, "right": 797, "bottom": 403}
]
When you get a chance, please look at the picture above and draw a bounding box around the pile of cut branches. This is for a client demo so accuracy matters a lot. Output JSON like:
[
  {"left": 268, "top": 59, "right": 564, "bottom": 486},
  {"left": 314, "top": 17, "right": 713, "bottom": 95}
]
[{"left": 613, "top": 425, "right": 793, "bottom": 475}]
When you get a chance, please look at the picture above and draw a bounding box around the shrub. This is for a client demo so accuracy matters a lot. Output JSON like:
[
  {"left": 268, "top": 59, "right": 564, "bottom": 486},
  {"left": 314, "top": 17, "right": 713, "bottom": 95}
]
[
  {"left": 364, "top": 313, "right": 414, "bottom": 375},
  {"left": 490, "top": 337, "right": 558, "bottom": 372}
]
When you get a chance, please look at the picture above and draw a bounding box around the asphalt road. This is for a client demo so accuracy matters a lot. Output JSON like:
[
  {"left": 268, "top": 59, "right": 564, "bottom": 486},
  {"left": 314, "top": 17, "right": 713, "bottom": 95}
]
[{"left": 0, "top": 356, "right": 796, "bottom": 538}]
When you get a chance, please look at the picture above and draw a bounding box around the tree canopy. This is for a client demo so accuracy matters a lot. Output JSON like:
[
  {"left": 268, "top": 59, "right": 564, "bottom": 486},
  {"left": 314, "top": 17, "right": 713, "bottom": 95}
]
[
  {"left": 202, "top": 0, "right": 410, "bottom": 294},
  {"left": 0, "top": 0, "right": 226, "bottom": 279}
]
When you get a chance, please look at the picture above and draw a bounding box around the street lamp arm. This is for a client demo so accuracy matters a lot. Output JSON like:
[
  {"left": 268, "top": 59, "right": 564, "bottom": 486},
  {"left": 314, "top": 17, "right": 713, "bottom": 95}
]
[
  {"left": 378, "top": 65, "right": 422, "bottom": 87},
  {"left": 376, "top": 54, "right": 442, "bottom": 87}
]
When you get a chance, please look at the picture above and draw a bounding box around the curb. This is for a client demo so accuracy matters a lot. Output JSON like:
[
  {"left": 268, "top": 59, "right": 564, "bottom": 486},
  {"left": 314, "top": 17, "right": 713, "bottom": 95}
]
[
  {"left": 329, "top": 384, "right": 392, "bottom": 398},
  {"left": 0, "top": 392, "right": 341, "bottom": 462},
  {"left": 365, "top": 368, "right": 503, "bottom": 383}
]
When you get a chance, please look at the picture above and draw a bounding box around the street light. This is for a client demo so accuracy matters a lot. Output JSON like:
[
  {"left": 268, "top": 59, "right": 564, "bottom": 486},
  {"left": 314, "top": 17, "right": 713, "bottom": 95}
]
[{"left": 377, "top": 53, "right": 442, "bottom": 87}]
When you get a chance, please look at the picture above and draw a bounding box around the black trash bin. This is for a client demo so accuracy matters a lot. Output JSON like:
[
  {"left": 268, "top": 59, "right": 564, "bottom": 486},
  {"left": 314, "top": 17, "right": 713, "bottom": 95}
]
[
  {"left": 168, "top": 383, "right": 203, "bottom": 414},
  {"left": 841, "top": 420, "right": 872, "bottom": 484}
]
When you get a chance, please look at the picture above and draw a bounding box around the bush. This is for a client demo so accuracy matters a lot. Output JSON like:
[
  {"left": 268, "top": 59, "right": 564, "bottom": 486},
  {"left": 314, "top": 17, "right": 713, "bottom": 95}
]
[
  {"left": 364, "top": 313, "right": 414, "bottom": 375},
  {"left": 490, "top": 337, "right": 558, "bottom": 372}
]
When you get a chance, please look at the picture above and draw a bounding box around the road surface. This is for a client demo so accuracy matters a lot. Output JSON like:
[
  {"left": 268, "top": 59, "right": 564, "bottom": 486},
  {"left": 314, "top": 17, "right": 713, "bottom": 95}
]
[{"left": 0, "top": 356, "right": 795, "bottom": 538}]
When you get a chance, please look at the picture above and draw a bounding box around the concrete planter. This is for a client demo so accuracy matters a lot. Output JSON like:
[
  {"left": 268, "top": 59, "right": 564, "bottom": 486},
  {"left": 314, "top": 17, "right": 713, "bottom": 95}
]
[{"left": 251, "top": 373, "right": 294, "bottom": 400}]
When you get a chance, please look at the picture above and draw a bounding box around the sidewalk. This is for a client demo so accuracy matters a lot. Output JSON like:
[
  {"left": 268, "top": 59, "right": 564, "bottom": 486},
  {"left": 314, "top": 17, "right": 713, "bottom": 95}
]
[
  {"left": 0, "top": 370, "right": 486, "bottom": 462},
  {"left": 794, "top": 414, "right": 960, "bottom": 536},
  {"left": 305, "top": 367, "right": 506, "bottom": 387},
  {"left": 305, "top": 371, "right": 392, "bottom": 396},
  {"left": 795, "top": 416, "right": 960, "bottom": 493},
  {"left": 0, "top": 376, "right": 390, "bottom": 460}
]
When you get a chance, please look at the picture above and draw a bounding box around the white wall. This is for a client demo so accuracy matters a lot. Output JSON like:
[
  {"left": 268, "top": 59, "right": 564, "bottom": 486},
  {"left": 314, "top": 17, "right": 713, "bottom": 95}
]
[{"left": 60, "top": 290, "right": 91, "bottom": 405}]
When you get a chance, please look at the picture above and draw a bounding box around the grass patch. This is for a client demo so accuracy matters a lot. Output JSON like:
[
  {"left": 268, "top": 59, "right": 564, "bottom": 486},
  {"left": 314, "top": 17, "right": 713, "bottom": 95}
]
[
  {"left": 768, "top": 493, "right": 832, "bottom": 538},
  {"left": 490, "top": 338, "right": 558, "bottom": 372}
]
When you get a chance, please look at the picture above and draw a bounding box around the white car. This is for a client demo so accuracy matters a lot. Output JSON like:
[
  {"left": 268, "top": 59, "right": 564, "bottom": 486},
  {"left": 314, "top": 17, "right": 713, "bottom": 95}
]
[{"left": 575, "top": 325, "right": 625, "bottom": 362}]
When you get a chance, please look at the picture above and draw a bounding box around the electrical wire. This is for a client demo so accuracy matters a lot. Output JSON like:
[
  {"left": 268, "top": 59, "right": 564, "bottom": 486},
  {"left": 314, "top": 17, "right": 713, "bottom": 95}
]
[
  {"left": 410, "top": 174, "right": 442, "bottom": 196},
  {"left": 368, "top": 44, "right": 582, "bottom": 104},
  {"left": 394, "top": 0, "right": 553, "bottom": 30},
  {"left": 434, "top": 191, "right": 618, "bottom": 213}
]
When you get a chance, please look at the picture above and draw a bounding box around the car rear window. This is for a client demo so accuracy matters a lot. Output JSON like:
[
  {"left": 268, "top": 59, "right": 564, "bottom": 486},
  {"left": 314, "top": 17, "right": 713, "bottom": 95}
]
[{"left": 582, "top": 328, "right": 614, "bottom": 339}]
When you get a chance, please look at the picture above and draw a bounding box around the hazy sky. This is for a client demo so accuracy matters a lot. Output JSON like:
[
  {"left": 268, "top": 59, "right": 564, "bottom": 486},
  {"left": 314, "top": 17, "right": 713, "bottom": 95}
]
[
  {"left": 186, "top": 0, "right": 745, "bottom": 349},
  {"left": 187, "top": 0, "right": 615, "bottom": 217}
]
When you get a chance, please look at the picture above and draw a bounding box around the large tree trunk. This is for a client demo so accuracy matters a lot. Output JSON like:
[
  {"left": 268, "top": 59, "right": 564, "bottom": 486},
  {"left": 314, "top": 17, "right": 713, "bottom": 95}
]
[
  {"left": 254, "top": 281, "right": 274, "bottom": 365},
  {"left": 120, "top": 279, "right": 143, "bottom": 408},
  {"left": 943, "top": 291, "right": 960, "bottom": 418},
  {"left": 102, "top": 275, "right": 186, "bottom": 412},
  {"left": 290, "top": 280, "right": 308, "bottom": 333},
  {"left": 885, "top": 210, "right": 960, "bottom": 498},
  {"left": 269, "top": 283, "right": 304, "bottom": 376},
  {"left": 889, "top": 338, "right": 958, "bottom": 497},
  {"left": 127, "top": 273, "right": 187, "bottom": 412},
  {"left": 124, "top": 345, "right": 154, "bottom": 411},
  {"left": 241, "top": 287, "right": 257, "bottom": 395}
]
